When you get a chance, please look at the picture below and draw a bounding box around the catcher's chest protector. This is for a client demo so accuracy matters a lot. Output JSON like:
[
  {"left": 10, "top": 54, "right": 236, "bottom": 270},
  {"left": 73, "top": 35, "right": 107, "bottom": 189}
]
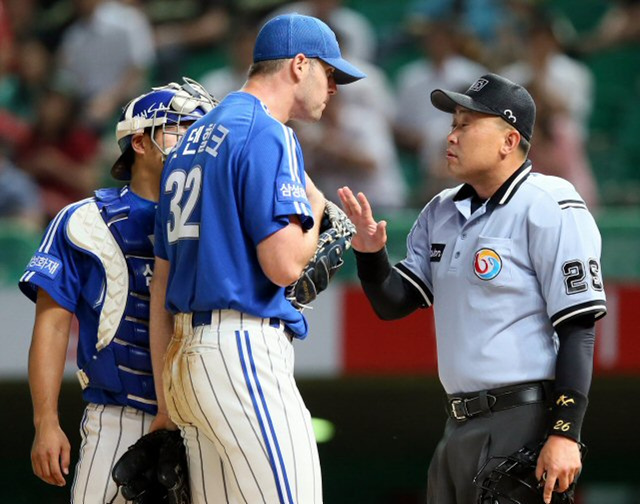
[{"left": 67, "top": 187, "right": 157, "bottom": 413}]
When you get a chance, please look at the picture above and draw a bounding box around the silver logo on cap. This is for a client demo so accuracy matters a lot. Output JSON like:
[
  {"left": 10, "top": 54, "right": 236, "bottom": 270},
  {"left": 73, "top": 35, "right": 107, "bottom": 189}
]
[
  {"left": 469, "top": 78, "right": 489, "bottom": 92},
  {"left": 504, "top": 109, "right": 517, "bottom": 123}
]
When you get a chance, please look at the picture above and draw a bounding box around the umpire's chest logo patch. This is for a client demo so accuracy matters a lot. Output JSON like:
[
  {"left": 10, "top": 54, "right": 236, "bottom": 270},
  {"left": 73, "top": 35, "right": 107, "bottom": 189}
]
[
  {"left": 474, "top": 248, "right": 502, "bottom": 280},
  {"left": 430, "top": 243, "right": 446, "bottom": 262}
]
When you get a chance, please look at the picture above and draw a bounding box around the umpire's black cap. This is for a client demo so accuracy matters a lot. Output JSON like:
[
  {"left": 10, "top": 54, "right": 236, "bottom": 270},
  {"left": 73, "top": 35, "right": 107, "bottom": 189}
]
[{"left": 430, "top": 73, "right": 536, "bottom": 142}]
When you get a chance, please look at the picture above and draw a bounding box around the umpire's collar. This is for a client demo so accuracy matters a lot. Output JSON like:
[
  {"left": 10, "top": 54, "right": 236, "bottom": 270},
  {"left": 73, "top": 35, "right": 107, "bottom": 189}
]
[{"left": 454, "top": 160, "right": 532, "bottom": 208}]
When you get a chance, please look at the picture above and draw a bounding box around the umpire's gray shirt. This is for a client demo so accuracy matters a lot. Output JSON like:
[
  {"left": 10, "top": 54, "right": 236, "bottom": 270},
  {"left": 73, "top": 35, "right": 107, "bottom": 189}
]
[{"left": 397, "top": 162, "right": 606, "bottom": 394}]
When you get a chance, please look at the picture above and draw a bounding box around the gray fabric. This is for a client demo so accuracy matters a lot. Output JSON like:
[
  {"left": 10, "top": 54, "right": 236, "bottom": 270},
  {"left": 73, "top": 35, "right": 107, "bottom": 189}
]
[{"left": 427, "top": 401, "right": 551, "bottom": 504}]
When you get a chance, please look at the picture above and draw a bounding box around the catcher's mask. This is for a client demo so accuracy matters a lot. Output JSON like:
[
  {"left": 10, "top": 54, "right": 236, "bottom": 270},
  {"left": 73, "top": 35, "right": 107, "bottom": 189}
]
[
  {"left": 473, "top": 443, "right": 585, "bottom": 504},
  {"left": 111, "top": 77, "right": 218, "bottom": 181}
]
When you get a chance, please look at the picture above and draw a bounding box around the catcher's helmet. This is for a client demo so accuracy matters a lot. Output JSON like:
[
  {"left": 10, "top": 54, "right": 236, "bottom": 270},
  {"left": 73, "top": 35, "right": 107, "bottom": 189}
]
[
  {"left": 474, "top": 443, "right": 581, "bottom": 504},
  {"left": 111, "top": 77, "right": 218, "bottom": 181}
]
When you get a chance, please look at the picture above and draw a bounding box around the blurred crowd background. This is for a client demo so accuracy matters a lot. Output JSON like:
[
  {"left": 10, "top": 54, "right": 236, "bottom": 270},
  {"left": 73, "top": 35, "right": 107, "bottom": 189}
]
[{"left": 0, "top": 0, "right": 639, "bottom": 236}]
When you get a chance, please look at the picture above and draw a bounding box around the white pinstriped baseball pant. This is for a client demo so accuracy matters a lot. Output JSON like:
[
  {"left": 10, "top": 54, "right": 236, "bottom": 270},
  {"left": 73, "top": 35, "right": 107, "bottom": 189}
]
[
  {"left": 164, "top": 310, "right": 322, "bottom": 504},
  {"left": 71, "top": 403, "right": 153, "bottom": 504}
]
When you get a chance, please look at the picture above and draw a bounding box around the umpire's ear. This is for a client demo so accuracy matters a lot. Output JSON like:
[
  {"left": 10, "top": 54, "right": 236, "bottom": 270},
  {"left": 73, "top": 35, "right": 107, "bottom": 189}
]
[{"left": 499, "top": 126, "right": 521, "bottom": 158}]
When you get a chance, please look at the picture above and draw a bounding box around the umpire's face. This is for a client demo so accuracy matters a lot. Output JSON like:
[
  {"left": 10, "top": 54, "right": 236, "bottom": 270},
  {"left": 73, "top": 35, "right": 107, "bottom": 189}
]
[{"left": 445, "top": 106, "right": 520, "bottom": 186}]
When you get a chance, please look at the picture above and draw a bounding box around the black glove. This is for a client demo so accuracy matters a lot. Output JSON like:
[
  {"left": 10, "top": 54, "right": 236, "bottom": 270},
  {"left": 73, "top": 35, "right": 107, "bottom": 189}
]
[
  {"left": 286, "top": 200, "right": 356, "bottom": 310},
  {"left": 474, "top": 441, "right": 586, "bottom": 504},
  {"left": 111, "top": 429, "right": 190, "bottom": 504}
]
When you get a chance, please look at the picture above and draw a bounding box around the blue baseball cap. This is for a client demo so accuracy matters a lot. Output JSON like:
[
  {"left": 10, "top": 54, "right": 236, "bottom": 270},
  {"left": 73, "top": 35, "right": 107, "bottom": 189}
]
[{"left": 253, "top": 13, "right": 366, "bottom": 85}]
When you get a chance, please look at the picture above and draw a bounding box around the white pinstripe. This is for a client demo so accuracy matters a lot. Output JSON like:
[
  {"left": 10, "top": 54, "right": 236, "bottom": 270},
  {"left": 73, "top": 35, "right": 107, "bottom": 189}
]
[
  {"left": 70, "top": 404, "right": 153, "bottom": 504},
  {"left": 165, "top": 310, "right": 322, "bottom": 504},
  {"left": 39, "top": 204, "right": 70, "bottom": 253},
  {"left": 20, "top": 270, "right": 35, "bottom": 283},
  {"left": 286, "top": 128, "right": 302, "bottom": 184},
  {"left": 236, "top": 331, "right": 292, "bottom": 503},
  {"left": 280, "top": 123, "right": 296, "bottom": 183},
  {"left": 20, "top": 198, "right": 94, "bottom": 285},
  {"left": 262, "top": 329, "right": 300, "bottom": 502}
]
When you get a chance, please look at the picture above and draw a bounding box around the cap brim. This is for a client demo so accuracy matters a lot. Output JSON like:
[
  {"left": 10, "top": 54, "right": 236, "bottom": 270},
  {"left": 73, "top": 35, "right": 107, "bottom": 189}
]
[
  {"left": 430, "top": 89, "right": 497, "bottom": 116},
  {"left": 111, "top": 149, "right": 132, "bottom": 181},
  {"left": 319, "top": 57, "right": 366, "bottom": 85}
]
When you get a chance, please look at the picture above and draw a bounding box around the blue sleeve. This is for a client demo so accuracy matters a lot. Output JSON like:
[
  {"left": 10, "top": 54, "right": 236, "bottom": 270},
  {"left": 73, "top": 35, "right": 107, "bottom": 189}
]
[
  {"left": 154, "top": 198, "right": 168, "bottom": 260},
  {"left": 240, "top": 124, "right": 314, "bottom": 246},
  {"left": 18, "top": 205, "right": 84, "bottom": 312}
]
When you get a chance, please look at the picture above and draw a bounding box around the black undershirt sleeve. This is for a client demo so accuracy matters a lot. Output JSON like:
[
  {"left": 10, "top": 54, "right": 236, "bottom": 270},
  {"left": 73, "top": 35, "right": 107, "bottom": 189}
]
[
  {"left": 548, "top": 314, "right": 596, "bottom": 441},
  {"left": 354, "top": 248, "right": 424, "bottom": 320},
  {"left": 554, "top": 315, "right": 596, "bottom": 396}
]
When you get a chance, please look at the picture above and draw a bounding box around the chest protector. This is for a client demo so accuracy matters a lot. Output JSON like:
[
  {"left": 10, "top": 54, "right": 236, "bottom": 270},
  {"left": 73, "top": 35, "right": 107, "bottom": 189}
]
[{"left": 66, "top": 187, "right": 157, "bottom": 414}]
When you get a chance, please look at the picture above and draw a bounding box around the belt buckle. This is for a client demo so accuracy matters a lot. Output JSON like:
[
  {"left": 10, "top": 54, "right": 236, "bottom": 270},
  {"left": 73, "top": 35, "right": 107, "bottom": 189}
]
[{"left": 449, "top": 398, "right": 468, "bottom": 421}]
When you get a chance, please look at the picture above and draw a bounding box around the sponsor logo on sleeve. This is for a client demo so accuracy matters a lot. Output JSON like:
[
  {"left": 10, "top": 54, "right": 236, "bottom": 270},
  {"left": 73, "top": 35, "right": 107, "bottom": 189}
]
[
  {"left": 26, "top": 253, "right": 63, "bottom": 279},
  {"left": 277, "top": 180, "right": 306, "bottom": 201},
  {"left": 430, "top": 243, "right": 446, "bottom": 262}
]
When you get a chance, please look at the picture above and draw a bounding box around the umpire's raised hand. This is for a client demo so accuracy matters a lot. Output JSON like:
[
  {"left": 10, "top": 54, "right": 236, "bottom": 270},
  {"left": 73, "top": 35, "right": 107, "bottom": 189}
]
[{"left": 337, "top": 186, "right": 387, "bottom": 253}]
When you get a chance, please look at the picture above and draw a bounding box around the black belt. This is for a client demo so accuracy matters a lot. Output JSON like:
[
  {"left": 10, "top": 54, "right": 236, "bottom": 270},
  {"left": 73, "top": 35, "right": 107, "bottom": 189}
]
[
  {"left": 191, "top": 311, "right": 215, "bottom": 327},
  {"left": 191, "top": 311, "right": 295, "bottom": 340},
  {"left": 446, "top": 381, "right": 551, "bottom": 421}
]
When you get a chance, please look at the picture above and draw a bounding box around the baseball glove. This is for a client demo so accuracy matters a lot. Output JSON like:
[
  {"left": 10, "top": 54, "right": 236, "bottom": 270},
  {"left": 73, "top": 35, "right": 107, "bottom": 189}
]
[
  {"left": 110, "top": 429, "right": 190, "bottom": 504},
  {"left": 286, "top": 200, "right": 356, "bottom": 310}
]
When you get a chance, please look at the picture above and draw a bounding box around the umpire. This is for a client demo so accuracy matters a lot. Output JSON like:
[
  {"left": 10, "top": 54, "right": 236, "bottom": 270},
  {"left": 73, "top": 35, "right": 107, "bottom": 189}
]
[{"left": 337, "top": 73, "right": 607, "bottom": 504}]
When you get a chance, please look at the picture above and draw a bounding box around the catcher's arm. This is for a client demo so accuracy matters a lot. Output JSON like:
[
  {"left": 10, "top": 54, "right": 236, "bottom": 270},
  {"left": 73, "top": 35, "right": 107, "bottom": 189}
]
[
  {"left": 257, "top": 174, "right": 325, "bottom": 286},
  {"left": 29, "top": 289, "right": 72, "bottom": 486},
  {"left": 149, "top": 257, "right": 177, "bottom": 432}
]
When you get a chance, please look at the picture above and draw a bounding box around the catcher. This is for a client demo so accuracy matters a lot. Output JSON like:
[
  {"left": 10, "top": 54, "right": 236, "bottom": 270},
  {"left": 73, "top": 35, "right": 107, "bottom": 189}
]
[{"left": 19, "top": 79, "right": 216, "bottom": 503}]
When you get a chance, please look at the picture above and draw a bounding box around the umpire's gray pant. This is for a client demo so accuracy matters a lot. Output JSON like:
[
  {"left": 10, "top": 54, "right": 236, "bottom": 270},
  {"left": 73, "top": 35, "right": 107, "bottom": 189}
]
[{"left": 426, "top": 401, "right": 551, "bottom": 504}]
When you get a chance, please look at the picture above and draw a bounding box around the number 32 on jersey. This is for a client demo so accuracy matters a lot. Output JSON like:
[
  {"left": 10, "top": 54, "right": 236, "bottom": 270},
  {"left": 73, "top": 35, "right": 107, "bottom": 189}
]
[{"left": 165, "top": 166, "right": 202, "bottom": 243}]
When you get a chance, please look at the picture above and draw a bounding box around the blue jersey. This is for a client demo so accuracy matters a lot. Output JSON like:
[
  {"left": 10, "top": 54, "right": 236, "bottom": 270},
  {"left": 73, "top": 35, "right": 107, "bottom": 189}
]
[
  {"left": 20, "top": 187, "right": 158, "bottom": 413},
  {"left": 155, "top": 92, "right": 315, "bottom": 337}
]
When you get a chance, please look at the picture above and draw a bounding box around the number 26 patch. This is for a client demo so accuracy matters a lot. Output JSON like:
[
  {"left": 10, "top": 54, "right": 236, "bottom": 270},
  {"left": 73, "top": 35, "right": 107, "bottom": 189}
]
[{"left": 562, "top": 258, "right": 603, "bottom": 295}]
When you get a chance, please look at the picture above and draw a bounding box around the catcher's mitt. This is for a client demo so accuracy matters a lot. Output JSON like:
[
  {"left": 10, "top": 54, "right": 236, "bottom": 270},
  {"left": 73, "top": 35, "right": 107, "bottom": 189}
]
[
  {"left": 286, "top": 200, "right": 356, "bottom": 310},
  {"left": 110, "top": 429, "right": 190, "bottom": 504}
]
